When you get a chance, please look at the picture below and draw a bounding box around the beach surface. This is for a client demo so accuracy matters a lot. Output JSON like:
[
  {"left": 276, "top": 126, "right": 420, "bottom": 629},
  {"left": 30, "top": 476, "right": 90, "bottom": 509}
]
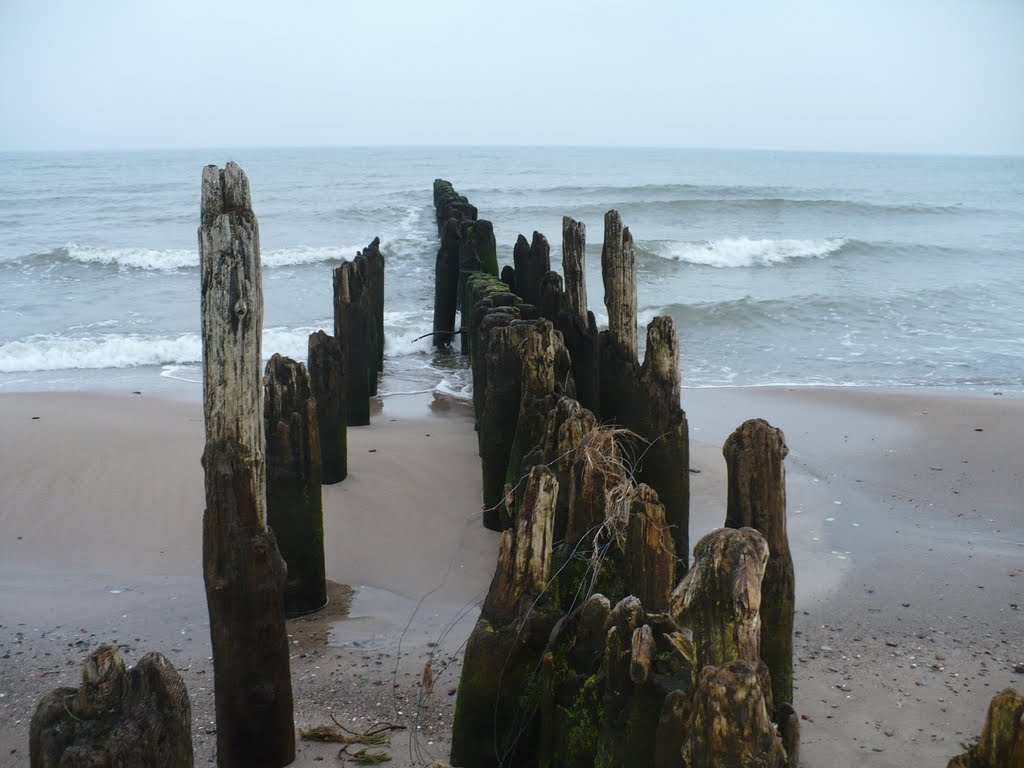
[{"left": 0, "top": 386, "right": 1020, "bottom": 767}]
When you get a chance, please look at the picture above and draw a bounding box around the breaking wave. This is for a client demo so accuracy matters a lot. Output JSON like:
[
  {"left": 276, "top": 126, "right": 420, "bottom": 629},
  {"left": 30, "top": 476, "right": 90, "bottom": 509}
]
[{"left": 644, "top": 237, "right": 849, "bottom": 268}]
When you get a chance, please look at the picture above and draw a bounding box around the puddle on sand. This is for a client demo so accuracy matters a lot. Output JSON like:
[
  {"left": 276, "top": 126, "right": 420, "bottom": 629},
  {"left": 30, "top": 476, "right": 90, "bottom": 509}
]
[{"left": 326, "top": 583, "right": 479, "bottom": 653}]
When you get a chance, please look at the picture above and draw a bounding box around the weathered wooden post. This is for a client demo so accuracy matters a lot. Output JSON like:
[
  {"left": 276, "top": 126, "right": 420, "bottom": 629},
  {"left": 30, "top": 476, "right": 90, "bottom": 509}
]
[
  {"left": 362, "top": 237, "right": 386, "bottom": 371},
  {"left": 562, "top": 216, "right": 587, "bottom": 320},
  {"left": 598, "top": 210, "right": 639, "bottom": 427},
  {"left": 512, "top": 231, "right": 551, "bottom": 307},
  {"left": 433, "top": 217, "right": 462, "bottom": 348},
  {"left": 264, "top": 353, "right": 327, "bottom": 617},
  {"left": 672, "top": 527, "right": 790, "bottom": 768},
  {"left": 723, "top": 418, "right": 795, "bottom": 715},
  {"left": 451, "top": 466, "right": 561, "bottom": 767},
  {"left": 639, "top": 316, "right": 690, "bottom": 572},
  {"left": 334, "top": 258, "right": 371, "bottom": 425},
  {"left": 198, "top": 162, "right": 294, "bottom": 767},
  {"left": 947, "top": 688, "right": 1024, "bottom": 768},
  {"left": 557, "top": 216, "right": 601, "bottom": 415},
  {"left": 30, "top": 645, "right": 193, "bottom": 768},
  {"left": 308, "top": 330, "right": 347, "bottom": 483}
]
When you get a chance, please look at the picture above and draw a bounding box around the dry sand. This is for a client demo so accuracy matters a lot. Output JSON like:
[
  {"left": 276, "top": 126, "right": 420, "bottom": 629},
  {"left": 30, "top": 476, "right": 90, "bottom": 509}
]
[{"left": 0, "top": 386, "right": 1021, "bottom": 767}]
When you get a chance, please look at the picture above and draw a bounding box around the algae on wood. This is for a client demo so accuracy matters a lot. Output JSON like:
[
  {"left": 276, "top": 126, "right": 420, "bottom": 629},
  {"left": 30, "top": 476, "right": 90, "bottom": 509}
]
[{"left": 947, "top": 688, "right": 1024, "bottom": 768}]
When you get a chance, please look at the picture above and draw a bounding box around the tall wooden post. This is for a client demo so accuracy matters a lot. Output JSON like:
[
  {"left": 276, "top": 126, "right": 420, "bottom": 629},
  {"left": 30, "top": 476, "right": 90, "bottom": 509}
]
[
  {"left": 264, "top": 354, "right": 327, "bottom": 617},
  {"left": 724, "top": 418, "right": 795, "bottom": 713},
  {"left": 199, "top": 162, "right": 295, "bottom": 768}
]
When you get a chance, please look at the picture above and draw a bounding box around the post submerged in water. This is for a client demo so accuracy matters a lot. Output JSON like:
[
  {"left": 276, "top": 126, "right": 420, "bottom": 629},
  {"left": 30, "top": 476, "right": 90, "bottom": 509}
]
[{"left": 198, "top": 161, "right": 295, "bottom": 768}]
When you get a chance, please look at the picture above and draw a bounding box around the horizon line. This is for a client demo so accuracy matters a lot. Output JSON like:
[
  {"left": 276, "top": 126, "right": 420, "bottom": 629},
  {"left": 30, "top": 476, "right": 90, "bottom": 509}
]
[{"left": 1, "top": 143, "right": 1021, "bottom": 161}]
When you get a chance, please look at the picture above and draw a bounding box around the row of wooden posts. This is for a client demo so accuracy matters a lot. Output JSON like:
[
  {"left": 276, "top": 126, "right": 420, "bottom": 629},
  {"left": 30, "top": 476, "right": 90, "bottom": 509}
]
[
  {"left": 197, "top": 163, "right": 383, "bottom": 766},
  {"left": 29, "top": 165, "right": 1023, "bottom": 768},
  {"left": 431, "top": 180, "right": 798, "bottom": 767}
]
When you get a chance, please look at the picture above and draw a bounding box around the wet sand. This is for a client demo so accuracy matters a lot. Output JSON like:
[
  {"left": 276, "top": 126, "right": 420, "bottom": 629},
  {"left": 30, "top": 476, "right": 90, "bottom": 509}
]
[{"left": 0, "top": 386, "right": 1021, "bottom": 767}]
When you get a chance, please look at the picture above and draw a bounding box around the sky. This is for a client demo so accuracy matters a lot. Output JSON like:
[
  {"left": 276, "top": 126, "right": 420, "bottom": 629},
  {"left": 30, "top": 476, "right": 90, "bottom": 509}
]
[{"left": 1, "top": 0, "right": 1022, "bottom": 155}]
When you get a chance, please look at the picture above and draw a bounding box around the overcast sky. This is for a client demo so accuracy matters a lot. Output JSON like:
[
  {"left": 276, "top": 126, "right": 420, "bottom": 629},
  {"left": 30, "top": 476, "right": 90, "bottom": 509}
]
[{"left": 1, "top": 0, "right": 1021, "bottom": 155}]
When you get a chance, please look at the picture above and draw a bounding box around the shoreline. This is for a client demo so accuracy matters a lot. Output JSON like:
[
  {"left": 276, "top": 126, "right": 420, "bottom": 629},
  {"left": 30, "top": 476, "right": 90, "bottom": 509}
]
[{"left": 1, "top": 385, "right": 1020, "bottom": 766}]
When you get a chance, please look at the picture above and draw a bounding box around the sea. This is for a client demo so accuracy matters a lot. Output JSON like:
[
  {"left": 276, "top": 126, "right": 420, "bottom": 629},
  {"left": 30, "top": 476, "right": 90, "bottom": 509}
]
[{"left": 1, "top": 146, "right": 1022, "bottom": 400}]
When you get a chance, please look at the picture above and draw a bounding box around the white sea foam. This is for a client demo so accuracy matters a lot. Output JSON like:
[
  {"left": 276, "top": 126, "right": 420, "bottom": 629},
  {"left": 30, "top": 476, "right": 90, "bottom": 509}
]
[
  {"left": 0, "top": 316, "right": 436, "bottom": 373},
  {"left": 0, "top": 333, "right": 203, "bottom": 372},
  {"left": 64, "top": 243, "right": 198, "bottom": 270},
  {"left": 60, "top": 243, "right": 365, "bottom": 271},
  {"left": 652, "top": 237, "right": 847, "bottom": 267}
]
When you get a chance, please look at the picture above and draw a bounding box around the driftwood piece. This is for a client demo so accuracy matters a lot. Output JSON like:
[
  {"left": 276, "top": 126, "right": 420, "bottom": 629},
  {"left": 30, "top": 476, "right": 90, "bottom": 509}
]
[
  {"left": 307, "top": 330, "right": 347, "bottom": 483},
  {"left": 264, "top": 354, "right": 327, "bottom": 617},
  {"left": 724, "top": 418, "right": 795, "bottom": 713},
  {"left": 333, "top": 259, "right": 372, "bottom": 425},
  {"left": 947, "top": 688, "right": 1024, "bottom": 768},
  {"left": 671, "top": 527, "right": 769, "bottom": 676},
  {"left": 683, "top": 659, "right": 787, "bottom": 768},
  {"left": 624, "top": 484, "right": 675, "bottom": 613},
  {"left": 30, "top": 645, "right": 193, "bottom": 768},
  {"left": 198, "top": 162, "right": 294, "bottom": 767}
]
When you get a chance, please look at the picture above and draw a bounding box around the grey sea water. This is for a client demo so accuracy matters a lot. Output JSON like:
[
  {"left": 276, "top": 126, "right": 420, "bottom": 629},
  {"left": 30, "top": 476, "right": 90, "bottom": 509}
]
[{"left": 1, "top": 146, "right": 1021, "bottom": 396}]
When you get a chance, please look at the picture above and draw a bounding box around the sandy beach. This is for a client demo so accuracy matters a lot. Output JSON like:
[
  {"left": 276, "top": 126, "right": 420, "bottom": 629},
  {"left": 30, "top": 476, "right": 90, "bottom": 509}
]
[{"left": 0, "top": 385, "right": 1021, "bottom": 767}]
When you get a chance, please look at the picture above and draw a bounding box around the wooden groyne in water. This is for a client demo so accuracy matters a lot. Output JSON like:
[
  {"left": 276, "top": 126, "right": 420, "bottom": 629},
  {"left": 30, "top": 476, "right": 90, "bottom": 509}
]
[{"left": 433, "top": 180, "right": 797, "bottom": 767}]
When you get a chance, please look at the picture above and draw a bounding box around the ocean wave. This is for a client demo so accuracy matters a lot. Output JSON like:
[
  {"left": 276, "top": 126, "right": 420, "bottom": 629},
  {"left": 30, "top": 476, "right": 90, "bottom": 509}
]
[
  {"left": 0, "top": 333, "right": 203, "bottom": 373},
  {"left": 0, "top": 316, "right": 435, "bottom": 373},
  {"left": 643, "top": 237, "right": 848, "bottom": 267},
  {"left": 7, "top": 242, "right": 371, "bottom": 272}
]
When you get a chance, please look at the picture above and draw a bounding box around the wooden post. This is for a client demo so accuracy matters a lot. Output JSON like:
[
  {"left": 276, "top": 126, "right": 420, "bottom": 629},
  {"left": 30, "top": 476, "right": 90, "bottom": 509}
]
[
  {"left": 624, "top": 484, "right": 675, "bottom": 613},
  {"left": 432, "top": 218, "right": 462, "bottom": 348},
  {"left": 540, "top": 270, "right": 564, "bottom": 323},
  {"left": 600, "top": 210, "right": 637, "bottom": 361},
  {"left": 684, "top": 660, "right": 787, "bottom": 768},
  {"left": 947, "top": 688, "right": 1024, "bottom": 768},
  {"left": 638, "top": 316, "right": 690, "bottom": 572},
  {"left": 264, "top": 353, "right": 327, "bottom": 617},
  {"left": 307, "top": 330, "right": 347, "bottom": 483},
  {"left": 671, "top": 527, "right": 769, "bottom": 675},
  {"left": 362, "top": 237, "right": 385, "bottom": 371},
  {"left": 562, "top": 216, "right": 587, "bottom": 322},
  {"left": 723, "top": 418, "right": 795, "bottom": 712},
  {"left": 333, "top": 259, "right": 371, "bottom": 426},
  {"left": 451, "top": 466, "right": 561, "bottom": 768},
  {"left": 30, "top": 645, "right": 193, "bottom": 768},
  {"left": 198, "top": 162, "right": 294, "bottom": 768}
]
